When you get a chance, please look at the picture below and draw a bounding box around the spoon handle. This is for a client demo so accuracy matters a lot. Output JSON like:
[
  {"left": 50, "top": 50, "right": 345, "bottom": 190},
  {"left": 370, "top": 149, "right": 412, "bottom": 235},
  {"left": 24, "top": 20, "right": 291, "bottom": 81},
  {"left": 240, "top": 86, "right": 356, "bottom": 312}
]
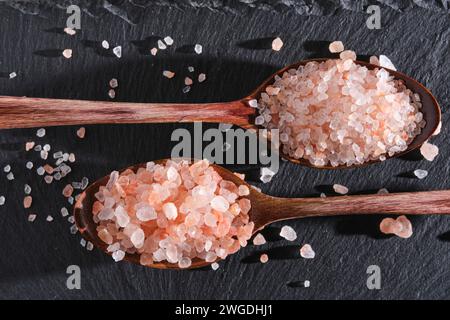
[
  {"left": 256, "top": 190, "right": 450, "bottom": 226},
  {"left": 0, "top": 95, "right": 255, "bottom": 129}
]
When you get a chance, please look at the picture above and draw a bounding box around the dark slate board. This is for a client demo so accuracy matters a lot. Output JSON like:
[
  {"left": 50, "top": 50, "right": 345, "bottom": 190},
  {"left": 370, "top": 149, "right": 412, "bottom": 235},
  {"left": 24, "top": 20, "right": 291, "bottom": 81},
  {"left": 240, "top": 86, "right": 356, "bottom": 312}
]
[{"left": 0, "top": 2, "right": 449, "bottom": 300}]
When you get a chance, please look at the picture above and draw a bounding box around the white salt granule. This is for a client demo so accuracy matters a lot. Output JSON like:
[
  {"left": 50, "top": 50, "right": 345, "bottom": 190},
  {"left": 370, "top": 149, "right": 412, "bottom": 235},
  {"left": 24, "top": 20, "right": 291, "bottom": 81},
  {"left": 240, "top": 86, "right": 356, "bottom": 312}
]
[
  {"left": 61, "top": 207, "right": 69, "bottom": 217},
  {"left": 70, "top": 224, "right": 78, "bottom": 234},
  {"left": 248, "top": 99, "right": 258, "bottom": 108},
  {"left": 3, "top": 165, "right": 11, "bottom": 173},
  {"left": 24, "top": 184, "right": 31, "bottom": 194},
  {"left": 300, "top": 244, "right": 315, "bottom": 259},
  {"left": 304, "top": 280, "right": 310, "bottom": 288},
  {"left": 188, "top": 66, "right": 194, "bottom": 72},
  {"left": 163, "top": 36, "right": 174, "bottom": 46},
  {"left": 253, "top": 233, "right": 266, "bottom": 245},
  {"left": 9, "top": 72, "right": 17, "bottom": 79},
  {"left": 62, "top": 49, "right": 72, "bottom": 59},
  {"left": 26, "top": 161, "right": 33, "bottom": 169},
  {"left": 211, "top": 262, "right": 219, "bottom": 270},
  {"left": 36, "top": 166, "right": 45, "bottom": 176},
  {"left": 420, "top": 141, "right": 438, "bottom": 161},
  {"left": 46, "top": 215, "right": 54, "bottom": 222},
  {"left": 0, "top": 196, "right": 5, "bottom": 205},
  {"left": 36, "top": 128, "right": 46, "bottom": 137},
  {"left": 112, "top": 250, "right": 125, "bottom": 262},
  {"left": 320, "top": 193, "right": 327, "bottom": 198},
  {"left": 157, "top": 40, "right": 167, "bottom": 50},
  {"left": 333, "top": 184, "right": 348, "bottom": 195},
  {"left": 272, "top": 37, "right": 283, "bottom": 51},
  {"left": 194, "top": 44, "right": 202, "bottom": 54},
  {"left": 280, "top": 225, "right": 297, "bottom": 241},
  {"left": 113, "top": 46, "right": 122, "bottom": 58},
  {"left": 28, "top": 214, "right": 37, "bottom": 222},
  {"left": 108, "top": 89, "right": 116, "bottom": 99},
  {"left": 163, "top": 70, "right": 175, "bottom": 79},
  {"left": 328, "top": 41, "right": 344, "bottom": 53},
  {"left": 182, "top": 86, "right": 191, "bottom": 93},
  {"left": 260, "top": 254, "right": 269, "bottom": 263},
  {"left": 260, "top": 167, "right": 275, "bottom": 183},
  {"left": 64, "top": 27, "right": 76, "bottom": 35},
  {"left": 163, "top": 202, "right": 178, "bottom": 220},
  {"left": 109, "top": 78, "right": 118, "bottom": 88},
  {"left": 414, "top": 169, "right": 428, "bottom": 179},
  {"left": 379, "top": 55, "right": 397, "bottom": 71},
  {"left": 150, "top": 48, "right": 158, "bottom": 56},
  {"left": 6, "top": 172, "right": 14, "bottom": 180},
  {"left": 80, "top": 238, "right": 87, "bottom": 247},
  {"left": 101, "top": 40, "right": 109, "bottom": 49},
  {"left": 198, "top": 73, "right": 206, "bottom": 83},
  {"left": 86, "top": 242, "right": 94, "bottom": 251}
]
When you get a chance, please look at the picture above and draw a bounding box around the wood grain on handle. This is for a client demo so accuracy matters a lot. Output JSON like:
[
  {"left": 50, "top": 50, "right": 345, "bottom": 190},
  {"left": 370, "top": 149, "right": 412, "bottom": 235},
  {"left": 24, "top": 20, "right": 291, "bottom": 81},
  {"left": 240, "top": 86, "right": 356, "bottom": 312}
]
[
  {"left": 0, "top": 96, "right": 255, "bottom": 129},
  {"left": 253, "top": 190, "right": 450, "bottom": 228}
]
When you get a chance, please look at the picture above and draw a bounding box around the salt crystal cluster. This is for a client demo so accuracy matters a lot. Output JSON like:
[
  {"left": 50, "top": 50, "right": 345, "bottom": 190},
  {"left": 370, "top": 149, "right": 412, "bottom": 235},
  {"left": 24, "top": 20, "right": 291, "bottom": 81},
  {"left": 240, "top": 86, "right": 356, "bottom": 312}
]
[
  {"left": 379, "top": 215, "right": 413, "bottom": 238},
  {"left": 256, "top": 44, "right": 425, "bottom": 167},
  {"left": 93, "top": 159, "right": 254, "bottom": 268}
]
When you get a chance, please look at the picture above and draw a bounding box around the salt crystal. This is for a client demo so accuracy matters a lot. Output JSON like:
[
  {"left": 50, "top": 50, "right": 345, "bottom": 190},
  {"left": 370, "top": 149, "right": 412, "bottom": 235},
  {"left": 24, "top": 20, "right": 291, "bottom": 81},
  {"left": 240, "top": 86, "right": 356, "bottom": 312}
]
[
  {"left": 414, "top": 169, "right": 428, "bottom": 179},
  {"left": 260, "top": 167, "right": 275, "bottom": 183},
  {"left": 43, "top": 144, "right": 51, "bottom": 151},
  {"left": 86, "top": 242, "right": 94, "bottom": 251},
  {"left": 260, "top": 254, "right": 269, "bottom": 263},
  {"left": 377, "top": 188, "right": 389, "bottom": 194},
  {"left": 211, "top": 196, "right": 230, "bottom": 212},
  {"left": 36, "top": 128, "right": 46, "bottom": 137},
  {"left": 28, "top": 214, "right": 36, "bottom": 222},
  {"left": 163, "top": 202, "right": 178, "bottom": 220},
  {"left": 163, "top": 36, "right": 174, "bottom": 46},
  {"left": 300, "top": 244, "right": 315, "bottom": 259},
  {"left": 420, "top": 141, "right": 438, "bottom": 161},
  {"left": 184, "top": 77, "right": 193, "bottom": 86},
  {"left": 34, "top": 145, "right": 42, "bottom": 152},
  {"left": 198, "top": 73, "right": 206, "bottom": 83},
  {"left": 6, "top": 172, "right": 14, "bottom": 180},
  {"left": 136, "top": 206, "right": 157, "bottom": 221},
  {"left": 112, "top": 250, "right": 125, "bottom": 262},
  {"left": 40, "top": 150, "right": 48, "bottom": 160},
  {"left": 280, "top": 225, "right": 297, "bottom": 241},
  {"left": 62, "top": 49, "right": 72, "bottom": 58},
  {"left": 24, "top": 184, "right": 31, "bottom": 194},
  {"left": 157, "top": 40, "right": 167, "bottom": 50},
  {"left": 248, "top": 99, "right": 258, "bottom": 108},
  {"left": 163, "top": 70, "right": 175, "bottom": 79},
  {"left": 109, "top": 78, "right": 118, "bottom": 88},
  {"left": 3, "top": 165, "right": 11, "bottom": 173},
  {"left": 333, "top": 184, "right": 348, "bottom": 195},
  {"left": 108, "top": 89, "right": 116, "bottom": 99},
  {"left": 9, "top": 72, "right": 17, "bottom": 79},
  {"left": 328, "top": 41, "right": 344, "bottom": 53},
  {"left": 64, "top": 27, "right": 76, "bottom": 35},
  {"left": 238, "top": 185, "right": 250, "bottom": 196},
  {"left": 188, "top": 66, "right": 194, "bottom": 72},
  {"left": 25, "top": 142, "right": 35, "bottom": 151},
  {"left": 194, "top": 44, "right": 202, "bottom": 54},
  {"left": 112, "top": 46, "right": 122, "bottom": 58},
  {"left": 62, "top": 184, "right": 74, "bottom": 198},
  {"left": 150, "top": 47, "right": 158, "bottom": 56},
  {"left": 61, "top": 207, "right": 69, "bottom": 217},
  {"left": 68, "top": 216, "right": 75, "bottom": 224},
  {"left": 46, "top": 215, "right": 53, "bottom": 222},
  {"left": 26, "top": 161, "right": 33, "bottom": 169},
  {"left": 211, "top": 262, "right": 219, "bottom": 270},
  {"left": 23, "top": 196, "right": 32, "bottom": 208},
  {"left": 101, "top": 40, "right": 109, "bottom": 49},
  {"left": 379, "top": 55, "right": 397, "bottom": 71},
  {"left": 0, "top": 196, "right": 5, "bottom": 205},
  {"left": 178, "top": 257, "right": 192, "bottom": 269},
  {"left": 369, "top": 55, "right": 379, "bottom": 65},
  {"left": 182, "top": 86, "right": 191, "bottom": 93},
  {"left": 380, "top": 215, "right": 412, "bottom": 238},
  {"left": 304, "top": 280, "right": 310, "bottom": 288},
  {"left": 271, "top": 37, "right": 283, "bottom": 51},
  {"left": 80, "top": 238, "right": 87, "bottom": 247},
  {"left": 339, "top": 50, "right": 356, "bottom": 61},
  {"left": 253, "top": 233, "right": 266, "bottom": 245}
]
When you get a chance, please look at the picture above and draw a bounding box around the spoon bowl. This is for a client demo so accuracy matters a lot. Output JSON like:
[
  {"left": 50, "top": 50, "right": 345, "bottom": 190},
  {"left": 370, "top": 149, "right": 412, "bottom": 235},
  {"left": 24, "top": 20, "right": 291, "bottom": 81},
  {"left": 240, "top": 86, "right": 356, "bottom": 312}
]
[
  {"left": 0, "top": 58, "right": 441, "bottom": 169},
  {"left": 74, "top": 158, "right": 450, "bottom": 270}
]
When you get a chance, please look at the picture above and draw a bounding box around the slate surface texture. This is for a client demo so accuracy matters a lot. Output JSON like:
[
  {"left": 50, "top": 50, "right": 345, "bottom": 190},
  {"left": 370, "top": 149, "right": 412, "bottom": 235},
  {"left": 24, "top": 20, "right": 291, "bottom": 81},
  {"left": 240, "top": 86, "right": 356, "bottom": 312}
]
[{"left": 0, "top": 1, "right": 449, "bottom": 299}]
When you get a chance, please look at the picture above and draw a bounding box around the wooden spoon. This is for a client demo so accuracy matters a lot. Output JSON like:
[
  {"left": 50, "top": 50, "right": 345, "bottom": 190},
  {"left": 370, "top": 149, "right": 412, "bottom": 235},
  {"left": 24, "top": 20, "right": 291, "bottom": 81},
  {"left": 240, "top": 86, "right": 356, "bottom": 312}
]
[
  {"left": 74, "top": 159, "right": 450, "bottom": 270},
  {"left": 0, "top": 59, "right": 441, "bottom": 169}
]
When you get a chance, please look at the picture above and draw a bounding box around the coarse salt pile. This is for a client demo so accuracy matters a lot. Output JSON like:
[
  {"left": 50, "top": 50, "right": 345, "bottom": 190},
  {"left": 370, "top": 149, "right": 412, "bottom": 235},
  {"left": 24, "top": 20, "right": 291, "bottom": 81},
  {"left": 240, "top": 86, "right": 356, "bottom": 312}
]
[
  {"left": 93, "top": 159, "right": 254, "bottom": 268},
  {"left": 256, "top": 44, "right": 425, "bottom": 167}
]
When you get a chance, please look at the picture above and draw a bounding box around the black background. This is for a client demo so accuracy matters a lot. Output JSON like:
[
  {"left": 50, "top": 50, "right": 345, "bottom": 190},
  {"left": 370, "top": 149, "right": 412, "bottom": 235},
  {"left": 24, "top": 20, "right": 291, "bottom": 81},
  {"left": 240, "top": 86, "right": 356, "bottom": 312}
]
[{"left": 0, "top": 1, "right": 449, "bottom": 299}]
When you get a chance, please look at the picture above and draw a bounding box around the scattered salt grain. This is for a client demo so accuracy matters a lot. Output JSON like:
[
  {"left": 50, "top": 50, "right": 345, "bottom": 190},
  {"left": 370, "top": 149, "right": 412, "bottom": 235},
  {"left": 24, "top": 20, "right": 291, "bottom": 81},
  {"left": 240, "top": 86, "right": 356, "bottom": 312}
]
[
  {"left": 198, "top": 73, "right": 206, "bottom": 83},
  {"left": 0, "top": 196, "right": 5, "bottom": 205},
  {"left": 24, "top": 184, "right": 31, "bottom": 195},
  {"left": 6, "top": 172, "right": 14, "bottom": 180},
  {"left": 329, "top": 41, "right": 344, "bottom": 53},
  {"left": 109, "top": 78, "right": 118, "bottom": 88},
  {"left": 248, "top": 99, "right": 258, "bottom": 108},
  {"left": 333, "top": 184, "right": 348, "bottom": 195},
  {"left": 420, "top": 141, "right": 439, "bottom": 161},
  {"left": 157, "top": 40, "right": 167, "bottom": 50},
  {"left": 61, "top": 207, "right": 69, "bottom": 217},
  {"left": 280, "top": 225, "right": 297, "bottom": 241},
  {"left": 80, "top": 238, "right": 87, "bottom": 247},
  {"left": 163, "top": 70, "right": 175, "bottom": 79},
  {"left": 188, "top": 66, "right": 194, "bottom": 72},
  {"left": 68, "top": 216, "right": 75, "bottom": 224},
  {"left": 44, "top": 175, "right": 54, "bottom": 184},
  {"left": 62, "top": 184, "right": 74, "bottom": 198},
  {"left": 304, "top": 280, "right": 310, "bottom": 288},
  {"left": 260, "top": 167, "right": 275, "bottom": 183},
  {"left": 64, "top": 27, "right": 76, "bottom": 35},
  {"left": 112, "top": 250, "right": 125, "bottom": 262},
  {"left": 36, "top": 128, "right": 46, "bottom": 137},
  {"left": 70, "top": 224, "right": 78, "bottom": 234},
  {"left": 26, "top": 161, "right": 33, "bottom": 170},
  {"left": 9, "top": 72, "right": 17, "bottom": 79},
  {"left": 184, "top": 77, "right": 193, "bottom": 86},
  {"left": 300, "top": 244, "right": 315, "bottom": 259},
  {"left": 62, "top": 49, "right": 72, "bottom": 59},
  {"left": 271, "top": 37, "right": 283, "bottom": 51},
  {"left": 182, "top": 86, "right": 191, "bottom": 93},
  {"left": 86, "top": 242, "right": 94, "bottom": 251},
  {"left": 150, "top": 47, "right": 158, "bottom": 56},
  {"left": 3, "top": 165, "right": 11, "bottom": 173},
  {"left": 211, "top": 262, "right": 219, "bottom": 270},
  {"left": 108, "top": 89, "right": 116, "bottom": 99},
  {"left": 28, "top": 214, "right": 36, "bottom": 222},
  {"left": 25, "top": 141, "right": 35, "bottom": 151},
  {"left": 194, "top": 44, "right": 202, "bottom": 54},
  {"left": 369, "top": 55, "right": 380, "bottom": 65},
  {"left": 113, "top": 46, "right": 122, "bottom": 58},
  {"left": 260, "top": 254, "right": 269, "bottom": 263},
  {"left": 413, "top": 169, "right": 428, "bottom": 179},
  {"left": 101, "top": 40, "right": 109, "bottom": 49},
  {"left": 69, "top": 153, "right": 76, "bottom": 163},
  {"left": 380, "top": 215, "right": 412, "bottom": 238},
  {"left": 76, "top": 127, "right": 86, "bottom": 139},
  {"left": 379, "top": 55, "right": 397, "bottom": 71},
  {"left": 163, "top": 36, "right": 174, "bottom": 46},
  {"left": 23, "top": 196, "right": 32, "bottom": 208},
  {"left": 46, "top": 215, "right": 54, "bottom": 222},
  {"left": 253, "top": 233, "right": 266, "bottom": 246}
]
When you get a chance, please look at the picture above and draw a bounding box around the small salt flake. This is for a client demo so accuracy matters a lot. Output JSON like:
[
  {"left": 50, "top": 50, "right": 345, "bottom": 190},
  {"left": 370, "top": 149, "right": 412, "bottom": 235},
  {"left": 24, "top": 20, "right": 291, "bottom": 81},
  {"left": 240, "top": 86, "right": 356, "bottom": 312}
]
[
  {"left": 0, "top": 196, "right": 5, "bottom": 206},
  {"left": 112, "top": 250, "right": 125, "bottom": 262},
  {"left": 68, "top": 216, "right": 75, "bottom": 224},
  {"left": 163, "top": 36, "right": 173, "bottom": 46},
  {"left": 184, "top": 77, "right": 193, "bottom": 86},
  {"left": 150, "top": 48, "right": 158, "bottom": 56},
  {"left": 194, "top": 44, "right": 202, "bottom": 54},
  {"left": 3, "top": 165, "right": 11, "bottom": 173},
  {"left": 61, "top": 207, "right": 69, "bottom": 217},
  {"left": 6, "top": 172, "right": 14, "bottom": 180},
  {"left": 77, "top": 127, "right": 86, "bottom": 139},
  {"left": 329, "top": 41, "right": 344, "bottom": 53},
  {"left": 379, "top": 55, "right": 397, "bottom": 71},
  {"left": 62, "top": 184, "right": 74, "bottom": 198},
  {"left": 81, "top": 177, "right": 89, "bottom": 190},
  {"left": 380, "top": 215, "right": 412, "bottom": 238},
  {"left": 252, "top": 233, "right": 266, "bottom": 246},
  {"left": 68, "top": 197, "right": 74, "bottom": 205},
  {"left": 113, "top": 46, "right": 122, "bottom": 58},
  {"left": 420, "top": 141, "right": 439, "bottom": 161},
  {"left": 414, "top": 169, "right": 428, "bottom": 179},
  {"left": 377, "top": 188, "right": 389, "bottom": 194},
  {"left": 68, "top": 153, "right": 76, "bottom": 163},
  {"left": 53, "top": 151, "right": 63, "bottom": 159},
  {"left": 34, "top": 144, "right": 42, "bottom": 151},
  {"left": 80, "top": 238, "right": 87, "bottom": 247},
  {"left": 70, "top": 224, "right": 78, "bottom": 234},
  {"left": 188, "top": 66, "right": 194, "bottom": 72},
  {"left": 280, "top": 225, "right": 297, "bottom": 241},
  {"left": 36, "top": 128, "right": 46, "bottom": 137},
  {"left": 46, "top": 215, "right": 54, "bottom": 222},
  {"left": 271, "top": 37, "right": 283, "bottom": 51},
  {"left": 304, "top": 280, "right": 310, "bottom": 288},
  {"left": 101, "top": 40, "right": 109, "bottom": 49},
  {"left": 26, "top": 161, "right": 33, "bottom": 170},
  {"left": 333, "top": 184, "right": 348, "bottom": 195},
  {"left": 198, "top": 73, "right": 206, "bottom": 83},
  {"left": 28, "top": 214, "right": 37, "bottom": 222},
  {"left": 40, "top": 150, "right": 48, "bottom": 160},
  {"left": 23, "top": 196, "right": 32, "bottom": 208},
  {"left": 64, "top": 27, "right": 76, "bottom": 35},
  {"left": 248, "top": 99, "right": 258, "bottom": 108},
  {"left": 300, "top": 244, "right": 315, "bottom": 259},
  {"left": 163, "top": 70, "right": 175, "bottom": 79},
  {"left": 157, "top": 40, "right": 167, "bottom": 50},
  {"left": 108, "top": 89, "right": 116, "bottom": 99},
  {"left": 260, "top": 254, "right": 269, "bottom": 263},
  {"left": 211, "top": 262, "right": 219, "bottom": 270},
  {"left": 62, "top": 49, "right": 72, "bottom": 59},
  {"left": 44, "top": 175, "right": 54, "bottom": 184},
  {"left": 9, "top": 72, "right": 17, "bottom": 79},
  {"left": 24, "top": 184, "right": 32, "bottom": 195},
  {"left": 43, "top": 144, "right": 51, "bottom": 152},
  {"left": 25, "top": 141, "right": 35, "bottom": 151},
  {"left": 109, "top": 78, "right": 118, "bottom": 88},
  {"left": 36, "top": 166, "right": 45, "bottom": 176},
  {"left": 182, "top": 86, "right": 191, "bottom": 93},
  {"left": 369, "top": 55, "right": 380, "bottom": 65},
  {"left": 86, "top": 242, "right": 94, "bottom": 251},
  {"left": 260, "top": 167, "right": 275, "bottom": 183}
]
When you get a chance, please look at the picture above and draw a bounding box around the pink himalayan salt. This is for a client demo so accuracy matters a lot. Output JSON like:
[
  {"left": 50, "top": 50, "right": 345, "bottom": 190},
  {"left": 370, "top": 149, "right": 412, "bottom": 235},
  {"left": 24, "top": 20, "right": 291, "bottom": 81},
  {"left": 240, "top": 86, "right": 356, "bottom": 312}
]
[
  {"left": 380, "top": 215, "right": 413, "bottom": 238},
  {"left": 62, "top": 49, "right": 72, "bottom": 59},
  {"left": 62, "top": 184, "right": 74, "bottom": 198},
  {"left": 252, "top": 233, "right": 266, "bottom": 246},
  {"left": 420, "top": 141, "right": 439, "bottom": 161},
  {"left": 93, "top": 159, "right": 254, "bottom": 267},
  {"left": 25, "top": 141, "right": 35, "bottom": 151},
  {"left": 272, "top": 37, "right": 283, "bottom": 51},
  {"left": 280, "top": 225, "right": 297, "bottom": 241},
  {"left": 260, "top": 253, "right": 269, "bottom": 263},
  {"left": 77, "top": 127, "right": 86, "bottom": 138},
  {"left": 23, "top": 196, "right": 32, "bottom": 208},
  {"left": 300, "top": 244, "right": 315, "bottom": 259},
  {"left": 333, "top": 184, "right": 348, "bottom": 195},
  {"left": 257, "top": 48, "right": 424, "bottom": 167},
  {"left": 329, "top": 41, "right": 344, "bottom": 53},
  {"left": 163, "top": 70, "right": 175, "bottom": 79},
  {"left": 379, "top": 55, "right": 397, "bottom": 71}
]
